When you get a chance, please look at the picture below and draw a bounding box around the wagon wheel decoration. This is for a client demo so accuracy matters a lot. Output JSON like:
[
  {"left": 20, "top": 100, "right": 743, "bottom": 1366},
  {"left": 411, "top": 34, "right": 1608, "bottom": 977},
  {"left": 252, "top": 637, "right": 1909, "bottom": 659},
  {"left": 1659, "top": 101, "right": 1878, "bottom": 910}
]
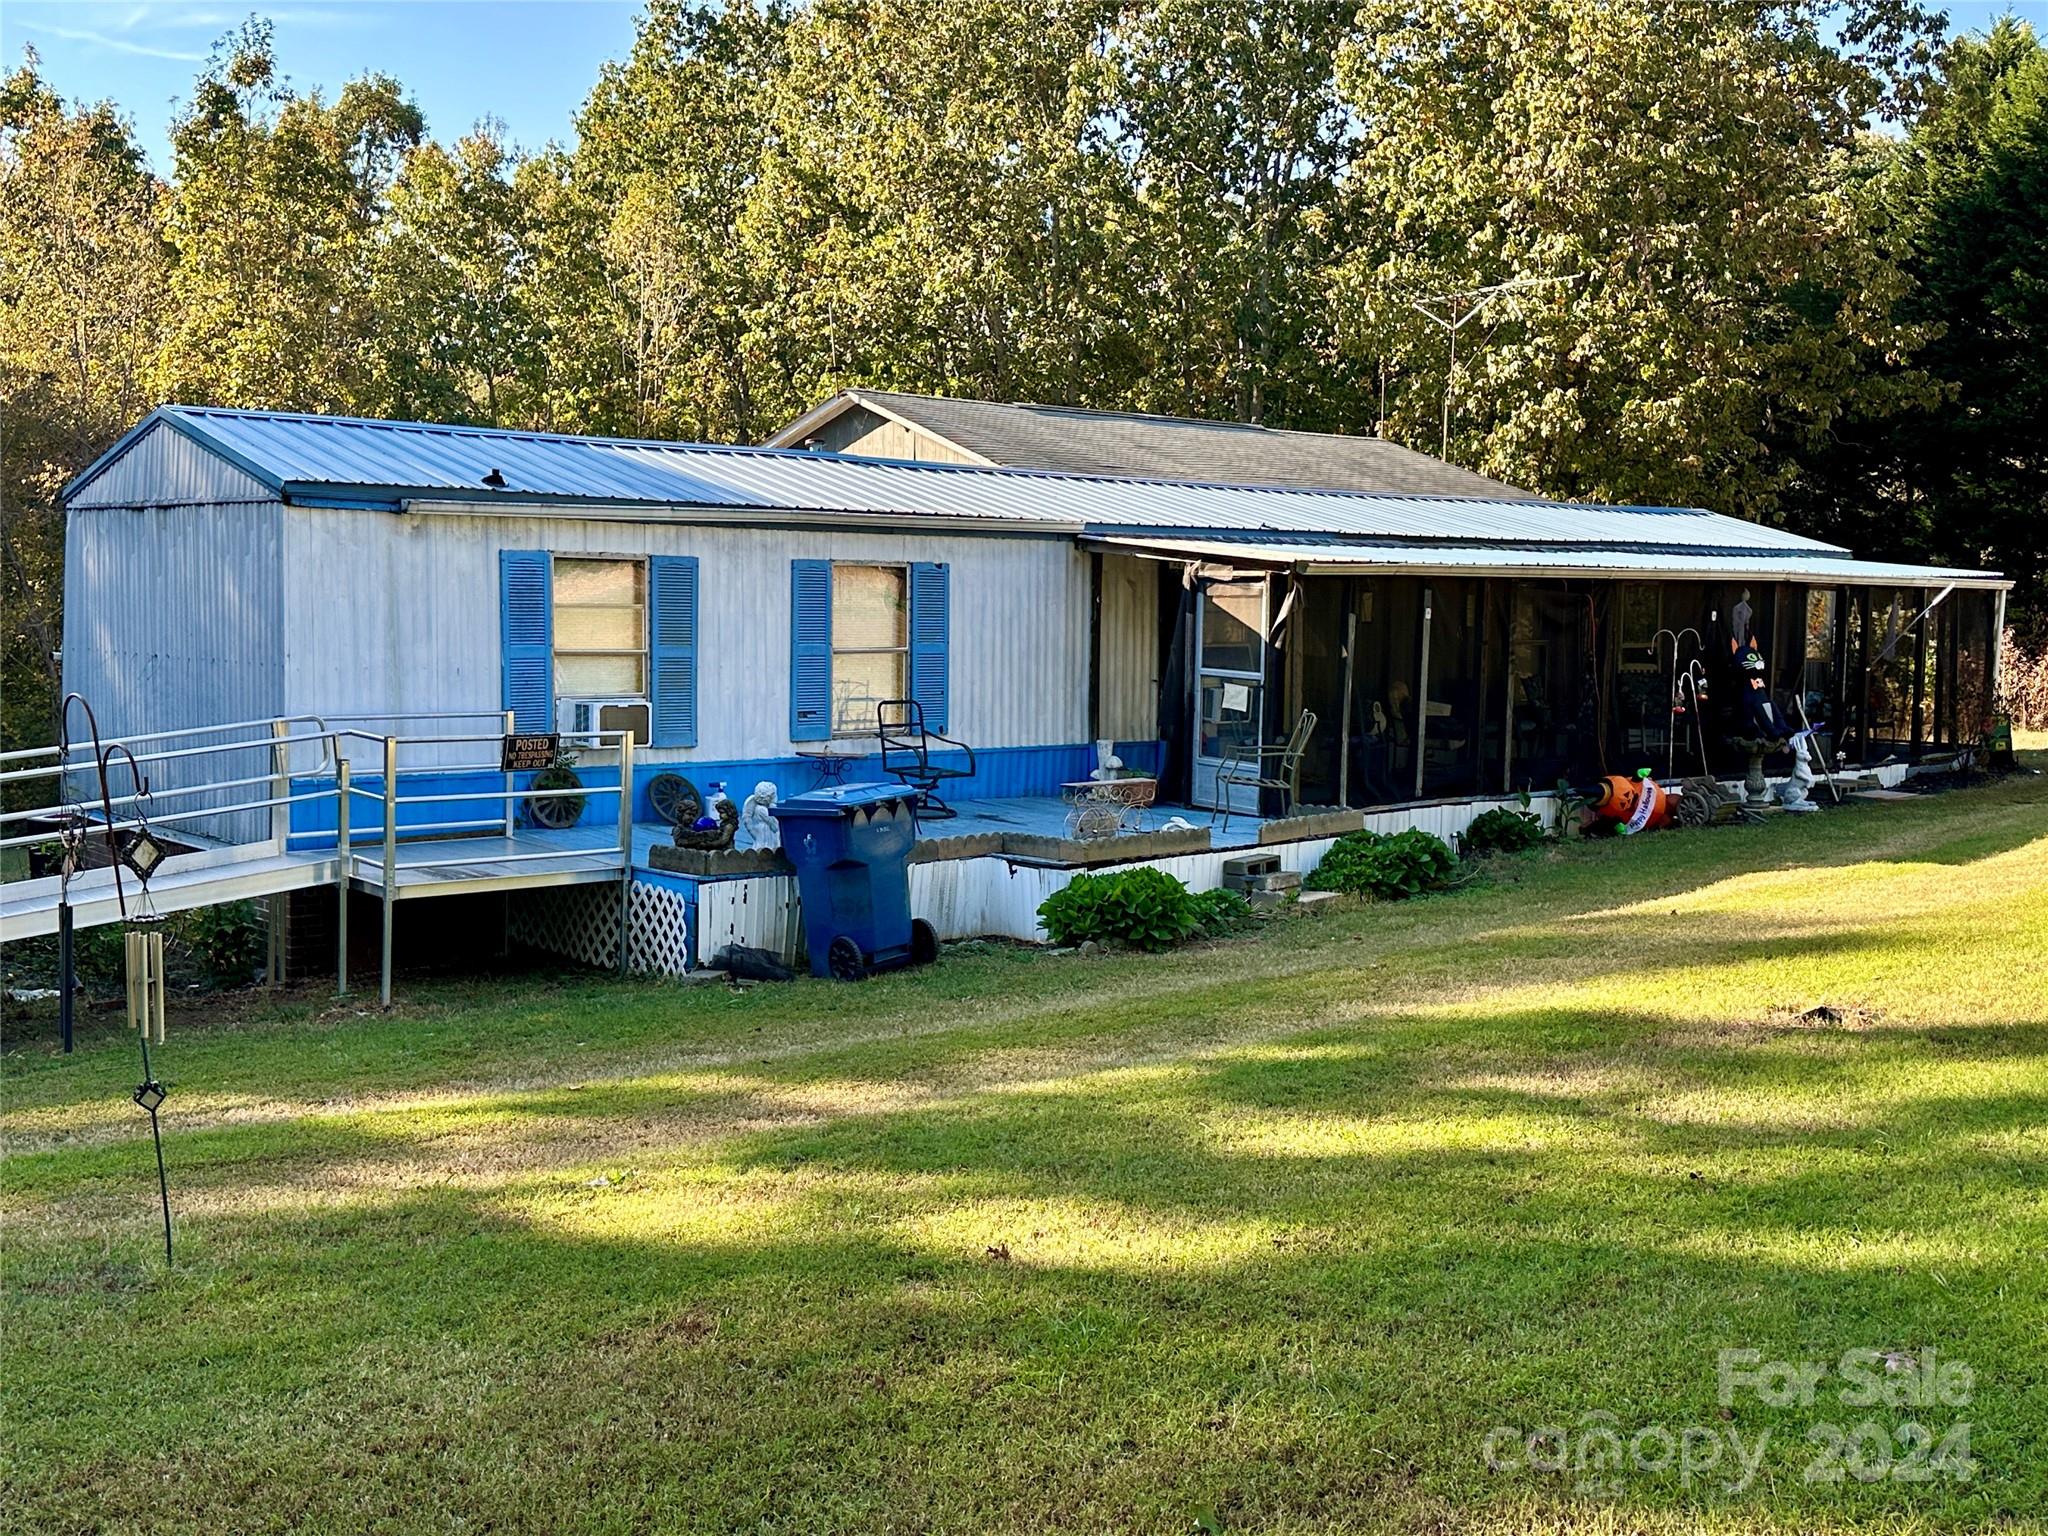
[
  {"left": 647, "top": 772, "right": 701, "bottom": 828},
  {"left": 526, "top": 763, "right": 586, "bottom": 830}
]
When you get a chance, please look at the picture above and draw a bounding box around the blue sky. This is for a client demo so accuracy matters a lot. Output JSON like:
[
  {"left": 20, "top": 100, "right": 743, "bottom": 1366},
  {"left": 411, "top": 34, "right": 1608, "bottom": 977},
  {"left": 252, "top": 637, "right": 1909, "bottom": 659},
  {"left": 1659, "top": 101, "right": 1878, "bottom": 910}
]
[
  {"left": 4, "top": 1, "right": 643, "bottom": 169},
  {"left": 6, "top": 0, "right": 2045, "bottom": 173}
]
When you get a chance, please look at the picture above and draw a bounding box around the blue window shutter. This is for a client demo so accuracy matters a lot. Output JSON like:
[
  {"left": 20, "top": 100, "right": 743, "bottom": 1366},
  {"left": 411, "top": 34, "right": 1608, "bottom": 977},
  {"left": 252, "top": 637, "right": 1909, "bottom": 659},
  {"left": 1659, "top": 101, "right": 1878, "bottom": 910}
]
[
  {"left": 649, "top": 556, "right": 699, "bottom": 747},
  {"left": 500, "top": 550, "right": 553, "bottom": 734},
  {"left": 909, "top": 562, "right": 950, "bottom": 733},
  {"left": 790, "top": 559, "right": 832, "bottom": 741}
]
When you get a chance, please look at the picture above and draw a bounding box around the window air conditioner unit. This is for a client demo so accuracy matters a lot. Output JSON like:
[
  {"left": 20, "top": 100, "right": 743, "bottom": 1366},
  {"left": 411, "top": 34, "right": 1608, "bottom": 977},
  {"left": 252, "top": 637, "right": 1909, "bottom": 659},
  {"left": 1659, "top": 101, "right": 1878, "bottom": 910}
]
[{"left": 562, "top": 697, "right": 649, "bottom": 745}]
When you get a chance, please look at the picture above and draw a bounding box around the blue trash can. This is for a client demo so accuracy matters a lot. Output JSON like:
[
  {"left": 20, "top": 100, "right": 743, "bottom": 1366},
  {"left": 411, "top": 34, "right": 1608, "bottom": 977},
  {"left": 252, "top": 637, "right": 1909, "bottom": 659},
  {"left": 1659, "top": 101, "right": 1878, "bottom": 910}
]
[{"left": 770, "top": 784, "right": 938, "bottom": 980}]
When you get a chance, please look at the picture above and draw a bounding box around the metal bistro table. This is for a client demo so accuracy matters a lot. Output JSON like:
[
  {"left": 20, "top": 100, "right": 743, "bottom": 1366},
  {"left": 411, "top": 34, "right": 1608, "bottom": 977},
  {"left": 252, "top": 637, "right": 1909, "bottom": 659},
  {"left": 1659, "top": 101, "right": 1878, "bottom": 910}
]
[
  {"left": 1061, "top": 776, "right": 1159, "bottom": 840},
  {"left": 796, "top": 741, "right": 870, "bottom": 789}
]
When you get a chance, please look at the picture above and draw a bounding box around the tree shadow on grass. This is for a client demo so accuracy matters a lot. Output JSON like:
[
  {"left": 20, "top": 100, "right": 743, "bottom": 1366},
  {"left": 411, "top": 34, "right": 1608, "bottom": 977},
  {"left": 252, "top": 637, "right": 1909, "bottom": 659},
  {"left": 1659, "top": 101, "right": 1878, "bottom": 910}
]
[{"left": 12, "top": 1086, "right": 2043, "bottom": 1534}]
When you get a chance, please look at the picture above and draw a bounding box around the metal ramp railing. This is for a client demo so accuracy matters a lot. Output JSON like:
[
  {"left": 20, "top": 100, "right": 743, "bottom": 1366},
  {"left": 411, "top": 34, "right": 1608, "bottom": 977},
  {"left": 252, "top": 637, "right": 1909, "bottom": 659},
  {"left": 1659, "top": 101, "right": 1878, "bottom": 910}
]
[{"left": 3, "top": 704, "right": 638, "bottom": 1020}]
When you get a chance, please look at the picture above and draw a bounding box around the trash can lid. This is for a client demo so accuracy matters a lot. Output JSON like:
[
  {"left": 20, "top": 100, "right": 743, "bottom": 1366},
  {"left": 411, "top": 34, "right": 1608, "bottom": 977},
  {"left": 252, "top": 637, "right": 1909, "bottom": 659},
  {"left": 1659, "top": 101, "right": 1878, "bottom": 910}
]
[{"left": 769, "top": 782, "right": 915, "bottom": 818}]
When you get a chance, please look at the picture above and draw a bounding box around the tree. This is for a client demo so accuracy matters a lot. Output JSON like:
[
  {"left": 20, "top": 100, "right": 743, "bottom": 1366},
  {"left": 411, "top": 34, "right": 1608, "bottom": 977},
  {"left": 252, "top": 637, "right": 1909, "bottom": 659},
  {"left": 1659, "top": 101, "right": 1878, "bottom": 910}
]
[
  {"left": 375, "top": 125, "right": 541, "bottom": 425},
  {"left": 744, "top": 0, "right": 1134, "bottom": 414},
  {"left": 0, "top": 55, "right": 170, "bottom": 782},
  {"left": 1107, "top": 0, "right": 1364, "bottom": 426},
  {"left": 156, "top": 20, "right": 424, "bottom": 412},
  {"left": 1789, "top": 19, "right": 2047, "bottom": 625},
  {"left": 574, "top": 0, "right": 790, "bottom": 440},
  {"left": 1330, "top": 0, "right": 1944, "bottom": 518}
]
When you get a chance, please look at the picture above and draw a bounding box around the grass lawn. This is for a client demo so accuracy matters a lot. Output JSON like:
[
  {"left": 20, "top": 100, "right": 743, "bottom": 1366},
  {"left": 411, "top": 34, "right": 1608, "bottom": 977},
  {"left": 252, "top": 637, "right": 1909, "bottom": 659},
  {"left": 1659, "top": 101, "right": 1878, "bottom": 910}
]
[{"left": 5, "top": 763, "right": 2046, "bottom": 1534}]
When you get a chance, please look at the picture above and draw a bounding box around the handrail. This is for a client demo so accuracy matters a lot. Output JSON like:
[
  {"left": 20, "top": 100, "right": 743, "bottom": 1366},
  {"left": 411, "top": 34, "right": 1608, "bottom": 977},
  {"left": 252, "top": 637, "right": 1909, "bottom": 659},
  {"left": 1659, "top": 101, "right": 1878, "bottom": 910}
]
[
  {"left": 0, "top": 787, "right": 340, "bottom": 850},
  {"left": 319, "top": 709, "right": 506, "bottom": 724},
  {"left": 2, "top": 772, "right": 285, "bottom": 828},
  {"left": 0, "top": 729, "right": 339, "bottom": 788},
  {"left": 7, "top": 708, "right": 643, "bottom": 1010},
  {"left": 0, "top": 712, "right": 330, "bottom": 764}
]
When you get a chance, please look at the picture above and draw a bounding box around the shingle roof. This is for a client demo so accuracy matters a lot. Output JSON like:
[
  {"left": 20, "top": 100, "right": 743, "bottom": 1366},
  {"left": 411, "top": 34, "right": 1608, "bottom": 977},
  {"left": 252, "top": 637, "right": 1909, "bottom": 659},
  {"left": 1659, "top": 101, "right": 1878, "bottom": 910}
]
[
  {"left": 767, "top": 389, "right": 1534, "bottom": 498},
  {"left": 60, "top": 406, "right": 2009, "bottom": 590}
]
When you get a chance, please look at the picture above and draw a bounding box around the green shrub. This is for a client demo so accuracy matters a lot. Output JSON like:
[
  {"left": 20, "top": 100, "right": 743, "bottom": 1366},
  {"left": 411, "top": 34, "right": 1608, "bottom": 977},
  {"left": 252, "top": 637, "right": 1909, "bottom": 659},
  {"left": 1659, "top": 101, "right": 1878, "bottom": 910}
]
[
  {"left": 0, "top": 899, "right": 270, "bottom": 997},
  {"left": 1459, "top": 807, "right": 1545, "bottom": 858},
  {"left": 1187, "top": 886, "right": 1255, "bottom": 938},
  {"left": 180, "top": 900, "right": 269, "bottom": 988},
  {"left": 1039, "top": 867, "right": 1199, "bottom": 951},
  {"left": 1305, "top": 828, "right": 1457, "bottom": 900}
]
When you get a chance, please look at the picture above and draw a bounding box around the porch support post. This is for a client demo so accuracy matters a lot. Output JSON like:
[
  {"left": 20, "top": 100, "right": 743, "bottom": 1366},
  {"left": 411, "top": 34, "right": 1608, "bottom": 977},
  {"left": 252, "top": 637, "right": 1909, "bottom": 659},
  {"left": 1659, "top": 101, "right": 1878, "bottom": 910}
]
[
  {"left": 1911, "top": 587, "right": 1928, "bottom": 761},
  {"left": 271, "top": 717, "right": 290, "bottom": 849},
  {"left": 1086, "top": 552, "right": 1103, "bottom": 745},
  {"left": 1989, "top": 588, "right": 2008, "bottom": 718},
  {"left": 617, "top": 732, "right": 634, "bottom": 976},
  {"left": 380, "top": 735, "right": 397, "bottom": 1008},
  {"left": 334, "top": 756, "right": 350, "bottom": 996},
  {"left": 502, "top": 708, "right": 517, "bottom": 835}
]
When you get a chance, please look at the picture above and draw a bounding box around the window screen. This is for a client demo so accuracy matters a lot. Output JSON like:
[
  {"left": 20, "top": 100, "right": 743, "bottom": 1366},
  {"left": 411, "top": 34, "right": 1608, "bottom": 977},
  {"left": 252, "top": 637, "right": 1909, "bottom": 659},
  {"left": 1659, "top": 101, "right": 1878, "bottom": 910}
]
[
  {"left": 554, "top": 557, "right": 646, "bottom": 696},
  {"left": 831, "top": 564, "right": 908, "bottom": 734}
]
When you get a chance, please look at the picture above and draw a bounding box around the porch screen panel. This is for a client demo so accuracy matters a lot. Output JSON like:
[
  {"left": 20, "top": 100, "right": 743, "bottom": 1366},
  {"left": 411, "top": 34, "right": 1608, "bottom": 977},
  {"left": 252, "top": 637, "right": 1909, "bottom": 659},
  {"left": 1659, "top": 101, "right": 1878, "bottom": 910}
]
[
  {"left": 1420, "top": 579, "right": 1485, "bottom": 798},
  {"left": 1802, "top": 589, "right": 1838, "bottom": 719},
  {"left": 1508, "top": 585, "right": 1597, "bottom": 790},
  {"left": 1349, "top": 578, "right": 1421, "bottom": 805},
  {"left": 1953, "top": 590, "right": 1995, "bottom": 743},
  {"left": 1293, "top": 580, "right": 1350, "bottom": 805},
  {"left": 1865, "top": 587, "right": 1917, "bottom": 752}
]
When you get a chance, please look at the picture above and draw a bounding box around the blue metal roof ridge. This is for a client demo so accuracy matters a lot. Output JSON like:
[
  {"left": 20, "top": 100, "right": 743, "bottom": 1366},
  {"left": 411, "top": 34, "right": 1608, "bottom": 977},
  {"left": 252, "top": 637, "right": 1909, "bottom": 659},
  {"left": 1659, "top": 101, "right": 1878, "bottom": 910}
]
[
  {"left": 61, "top": 404, "right": 1860, "bottom": 565},
  {"left": 82, "top": 403, "right": 1772, "bottom": 517}
]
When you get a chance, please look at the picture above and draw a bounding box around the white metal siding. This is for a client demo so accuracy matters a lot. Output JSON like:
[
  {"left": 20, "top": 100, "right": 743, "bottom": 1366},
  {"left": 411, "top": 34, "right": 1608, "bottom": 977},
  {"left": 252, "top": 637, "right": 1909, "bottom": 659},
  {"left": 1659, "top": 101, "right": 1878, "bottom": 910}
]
[
  {"left": 696, "top": 793, "right": 1566, "bottom": 960},
  {"left": 68, "top": 420, "right": 273, "bottom": 508},
  {"left": 280, "top": 508, "right": 1091, "bottom": 760},
  {"left": 1098, "top": 552, "right": 1160, "bottom": 741},
  {"left": 61, "top": 499, "right": 286, "bottom": 842}
]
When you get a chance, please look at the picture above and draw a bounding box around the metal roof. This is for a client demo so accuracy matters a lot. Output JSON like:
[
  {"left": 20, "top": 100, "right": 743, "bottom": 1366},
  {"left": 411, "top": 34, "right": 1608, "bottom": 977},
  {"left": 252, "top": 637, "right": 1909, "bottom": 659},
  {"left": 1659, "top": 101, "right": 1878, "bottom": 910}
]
[
  {"left": 64, "top": 407, "right": 1883, "bottom": 562},
  {"left": 766, "top": 388, "right": 1535, "bottom": 498},
  {"left": 1083, "top": 534, "right": 2011, "bottom": 590}
]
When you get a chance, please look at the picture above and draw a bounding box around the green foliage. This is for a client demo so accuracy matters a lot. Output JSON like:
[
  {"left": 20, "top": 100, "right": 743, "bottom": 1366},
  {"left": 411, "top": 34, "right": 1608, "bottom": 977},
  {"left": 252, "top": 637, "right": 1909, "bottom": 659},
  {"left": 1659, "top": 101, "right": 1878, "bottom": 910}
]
[
  {"left": 1187, "top": 886, "right": 1255, "bottom": 938},
  {"left": 0, "top": 899, "right": 269, "bottom": 996},
  {"left": 158, "top": 20, "right": 424, "bottom": 412},
  {"left": 1458, "top": 807, "right": 1545, "bottom": 857},
  {"left": 0, "top": 58, "right": 171, "bottom": 803},
  {"left": 9, "top": 0, "right": 2036, "bottom": 758},
  {"left": 1786, "top": 18, "right": 2048, "bottom": 625},
  {"left": 1305, "top": 828, "right": 1457, "bottom": 900},
  {"left": 180, "top": 900, "right": 269, "bottom": 989},
  {"left": 1332, "top": 0, "right": 1942, "bottom": 520},
  {"left": 1038, "top": 867, "right": 1200, "bottom": 951}
]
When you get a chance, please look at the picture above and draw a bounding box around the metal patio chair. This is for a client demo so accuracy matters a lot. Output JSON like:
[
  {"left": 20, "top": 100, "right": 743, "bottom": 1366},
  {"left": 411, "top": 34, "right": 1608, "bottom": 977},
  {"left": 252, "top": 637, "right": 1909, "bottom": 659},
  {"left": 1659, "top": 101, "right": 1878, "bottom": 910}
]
[
  {"left": 1214, "top": 710, "right": 1317, "bottom": 828},
  {"left": 877, "top": 698, "right": 976, "bottom": 820}
]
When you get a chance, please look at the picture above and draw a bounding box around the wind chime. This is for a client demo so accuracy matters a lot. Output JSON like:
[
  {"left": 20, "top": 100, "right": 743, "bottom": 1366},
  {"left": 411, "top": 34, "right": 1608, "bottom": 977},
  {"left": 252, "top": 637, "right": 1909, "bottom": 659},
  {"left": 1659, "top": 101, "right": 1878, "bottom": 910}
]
[
  {"left": 53, "top": 696, "right": 176, "bottom": 1262},
  {"left": 97, "top": 735, "right": 176, "bottom": 1265},
  {"left": 116, "top": 778, "right": 175, "bottom": 1266}
]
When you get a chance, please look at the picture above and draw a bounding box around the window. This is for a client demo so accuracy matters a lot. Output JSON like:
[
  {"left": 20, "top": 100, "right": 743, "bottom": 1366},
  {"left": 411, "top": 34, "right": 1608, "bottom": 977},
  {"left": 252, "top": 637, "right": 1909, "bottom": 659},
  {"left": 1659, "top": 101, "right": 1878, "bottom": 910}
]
[
  {"left": 553, "top": 557, "right": 646, "bottom": 696},
  {"left": 831, "top": 563, "right": 908, "bottom": 733},
  {"left": 1198, "top": 583, "right": 1264, "bottom": 675}
]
